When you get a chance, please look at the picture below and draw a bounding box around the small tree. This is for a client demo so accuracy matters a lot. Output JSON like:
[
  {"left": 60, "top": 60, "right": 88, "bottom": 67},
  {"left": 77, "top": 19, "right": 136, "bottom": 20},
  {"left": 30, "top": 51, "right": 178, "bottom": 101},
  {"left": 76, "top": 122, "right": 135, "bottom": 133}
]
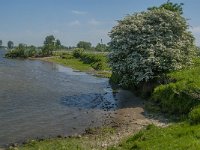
[
  {"left": 0, "top": 40, "right": 2, "bottom": 47},
  {"left": 77, "top": 41, "right": 92, "bottom": 50},
  {"left": 55, "top": 39, "right": 61, "bottom": 49},
  {"left": 109, "top": 7, "right": 195, "bottom": 87},
  {"left": 7, "top": 41, "right": 14, "bottom": 49},
  {"left": 42, "top": 35, "right": 56, "bottom": 56}
]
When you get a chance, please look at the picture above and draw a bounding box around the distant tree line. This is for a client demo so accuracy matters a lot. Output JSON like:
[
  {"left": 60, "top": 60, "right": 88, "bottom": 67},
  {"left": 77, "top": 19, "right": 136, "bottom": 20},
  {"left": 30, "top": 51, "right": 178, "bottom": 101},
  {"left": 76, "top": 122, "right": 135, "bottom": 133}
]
[
  {"left": 0, "top": 40, "right": 14, "bottom": 49},
  {"left": 76, "top": 41, "right": 109, "bottom": 52},
  {"left": 5, "top": 35, "right": 110, "bottom": 58}
]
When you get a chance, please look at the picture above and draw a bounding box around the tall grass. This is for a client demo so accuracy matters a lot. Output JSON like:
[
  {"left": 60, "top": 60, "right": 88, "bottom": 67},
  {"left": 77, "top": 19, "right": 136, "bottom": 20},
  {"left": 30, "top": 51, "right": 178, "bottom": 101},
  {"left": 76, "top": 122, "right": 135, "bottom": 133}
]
[
  {"left": 152, "top": 57, "right": 200, "bottom": 115},
  {"left": 109, "top": 123, "right": 200, "bottom": 150}
]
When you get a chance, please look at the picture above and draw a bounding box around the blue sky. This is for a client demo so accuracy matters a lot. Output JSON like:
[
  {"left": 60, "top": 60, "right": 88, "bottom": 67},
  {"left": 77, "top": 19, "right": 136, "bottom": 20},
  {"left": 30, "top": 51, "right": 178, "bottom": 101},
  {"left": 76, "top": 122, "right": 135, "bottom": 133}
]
[{"left": 1, "top": 0, "right": 200, "bottom": 46}]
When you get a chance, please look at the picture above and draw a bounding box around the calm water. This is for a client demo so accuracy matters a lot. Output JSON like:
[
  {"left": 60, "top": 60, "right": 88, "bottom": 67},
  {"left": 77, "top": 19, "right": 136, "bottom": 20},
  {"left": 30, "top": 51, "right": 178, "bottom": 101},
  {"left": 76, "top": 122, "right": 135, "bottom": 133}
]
[{"left": 0, "top": 49, "right": 136, "bottom": 146}]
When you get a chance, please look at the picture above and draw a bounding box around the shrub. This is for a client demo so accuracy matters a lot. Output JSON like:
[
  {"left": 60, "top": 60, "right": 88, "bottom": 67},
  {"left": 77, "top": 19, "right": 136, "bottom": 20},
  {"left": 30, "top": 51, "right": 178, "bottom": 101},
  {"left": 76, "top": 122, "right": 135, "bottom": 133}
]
[
  {"left": 80, "top": 53, "right": 108, "bottom": 70},
  {"left": 152, "top": 59, "right": 200, "bottom": 115},
  {"left": 152, "top": 81, "right": 200, "bottom": 115},
  {"left": 72, "top": 48, "right": 84, "bottom": 58},
  {"left": 60, "top": 53, "right": 73, "bottom": 59},
  {"left": 5, "top": 44, "right": 38, "bottom": 58},
  {"left": 109, "top": 8, "right": 195, "bottom": 87},
  {"left": 24, "top": 46, "right": 37, "bottom": 57},
  {"left": 189, "top": 106, "right": 200, "bottom": 124},
  {"left": 6, "top": 44, "right": 27, "bottom": 58},
  {"left": 72, "top": 49, "right": 108, "bottom": 70}
]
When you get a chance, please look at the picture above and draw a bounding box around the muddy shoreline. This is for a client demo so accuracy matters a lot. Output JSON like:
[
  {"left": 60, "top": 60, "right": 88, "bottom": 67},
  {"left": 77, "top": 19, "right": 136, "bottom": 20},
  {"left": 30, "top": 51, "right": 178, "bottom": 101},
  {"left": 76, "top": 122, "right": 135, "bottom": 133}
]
[
  {"left": 4, "top": 90, "right": 169, "bottom": 149},
  {"left": 0, "top": 55, "right": 169, "bottom": 149}
]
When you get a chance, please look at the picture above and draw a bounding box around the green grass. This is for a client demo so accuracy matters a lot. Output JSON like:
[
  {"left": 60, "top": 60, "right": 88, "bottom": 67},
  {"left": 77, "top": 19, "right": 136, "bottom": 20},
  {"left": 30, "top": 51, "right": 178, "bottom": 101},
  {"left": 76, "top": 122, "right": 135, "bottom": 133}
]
[
  {"left": 109, "top": 123, "right": 200, "bottom": 150},
  {"left": 48, "top": 57, "right": 93, "bottom": 72},
  {"left": 12, "top": 138, "right": 92, "bottom": 150},
  {"left": 152, "top": 57, "right": 200, "bottom": 115},
  {"left": 9, "top": 127, "right": 116, "bottom": 150},
  {"left": 45, "top": 51, "right": 112, "bottom": 78}
]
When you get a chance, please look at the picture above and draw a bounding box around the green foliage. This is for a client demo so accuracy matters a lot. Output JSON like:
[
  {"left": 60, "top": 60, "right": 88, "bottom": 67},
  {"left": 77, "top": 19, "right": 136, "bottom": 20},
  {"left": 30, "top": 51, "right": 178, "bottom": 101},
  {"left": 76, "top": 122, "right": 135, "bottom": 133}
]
[
  {"left": 5, "top": 44, "right": 37, "bottom": 58},
  {"left": 72, "top": 48, "right": 84, "bottom": 58},
  {"left": 109, "top": 123, "right": 200, "bottom": 150},
  {"left": 73, "top": 49, "right": 108, "bottom": 70},
  {"left": 24, "top": 45, "right": 37, "bottom": 57},
  {"left": 195, "top": 46, "right": 200, "bottom": 56},
  {"left": 7, "top": 41, "right": 14, "bottom": 49},
  {"left": 77, "top": 41, "right": 92, "bottom": 50},
  {"left": 148, "top": 1, "right": 184, "bottom": 14},
  {"left": 189, "top": 106, "right": 200, "bottom": 124},
  {"left": 42, "top": 35, "right": 61, "bottom": 56},
  {"left": 152, "top": 58, "right": 200, "bottom": 115},
  {"left": 10, "top": 137, "right": 93, "bottom": 150},
  {"left": 48, "top": 56, "right": 92, "bottom": 72},
  {"left": 109, "top": 7, "right": 195, "bottom": 87},
  {"left": 42, "top": 35, "right": 55, "bottom": 56},
  {"left": 60, "top": 52, "right": 74, "bottom": 59},
  {"left": 0, "top": 40, "right": 2, "bottom": 46},
  {"left": 55, "top": 39, "right": 61, "bottom": 49},
  {"left": 48, "top": 50, "right": 111, "bottom": 77},
  {"left": 152, "top": 81, "right": 199, "bottom": 115},
  {"left": 95, "top": 43, "right": 109, "bottom": 52}
]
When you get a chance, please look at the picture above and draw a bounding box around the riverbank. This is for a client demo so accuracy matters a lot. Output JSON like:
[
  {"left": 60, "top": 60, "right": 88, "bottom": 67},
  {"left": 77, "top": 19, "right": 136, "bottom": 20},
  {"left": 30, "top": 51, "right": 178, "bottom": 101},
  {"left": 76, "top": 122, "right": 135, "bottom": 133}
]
[
  {"left": 4, "top": 52, "right": 200, "bottom": 149},
  {"left": 31, "top": 56, "right": 112, "bottom": 78},
  {"left": 7, "top": 90, "right": 168, "bottom": 150}
]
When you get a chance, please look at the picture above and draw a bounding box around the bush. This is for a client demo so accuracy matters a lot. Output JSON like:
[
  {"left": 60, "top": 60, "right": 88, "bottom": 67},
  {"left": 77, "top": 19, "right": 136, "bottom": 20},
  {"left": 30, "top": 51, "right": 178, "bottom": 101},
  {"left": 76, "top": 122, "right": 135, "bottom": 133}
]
[
  {"left": 6, "top": 44, "right": 27, "bottom": 58},
  {"left": 72, "top": 49, "right": 108, "bottom": 70},
  {"left": 72, "top": 48, "right": 84, "bottom": 58},
  {"left": 60, "top": 53, "right": 73, "bottom": 59},
  {"left": 189, "top": 106, "right": 200, "bottom": 124},
  {"left": 5, "top": 45, "right": 38, "bottom": 58},
  {"left": 152, "top": 81, "right": 200, "bottom": 115},
  {"left": 80, "top": 53, "right": 107, "bottom": 70},
  {"left": 152, "top": 59, "right": 200, "bottom": 115},
  {"left": 109, "top": 8, "right": 195, "bottom": 87}
]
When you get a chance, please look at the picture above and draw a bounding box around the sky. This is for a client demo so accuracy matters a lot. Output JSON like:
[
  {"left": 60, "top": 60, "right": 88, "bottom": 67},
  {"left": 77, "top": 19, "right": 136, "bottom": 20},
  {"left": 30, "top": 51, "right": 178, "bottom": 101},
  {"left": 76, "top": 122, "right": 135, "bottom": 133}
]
[{"left": 0, "top": 0, "right": 200, "bottom": 46}]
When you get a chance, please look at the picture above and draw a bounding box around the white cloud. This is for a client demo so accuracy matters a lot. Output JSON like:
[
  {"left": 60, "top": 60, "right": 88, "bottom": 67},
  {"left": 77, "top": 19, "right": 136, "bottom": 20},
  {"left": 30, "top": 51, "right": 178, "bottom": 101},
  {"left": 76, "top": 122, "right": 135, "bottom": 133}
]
[
  {"left": 72, "top": 10, "right": 87, "bottom": 15},
  {"left": 68, "top": 20, "right": 81, "bottom": 26},
  {"left": 88, "top": 19, "right": 101, "bottom": 26}
]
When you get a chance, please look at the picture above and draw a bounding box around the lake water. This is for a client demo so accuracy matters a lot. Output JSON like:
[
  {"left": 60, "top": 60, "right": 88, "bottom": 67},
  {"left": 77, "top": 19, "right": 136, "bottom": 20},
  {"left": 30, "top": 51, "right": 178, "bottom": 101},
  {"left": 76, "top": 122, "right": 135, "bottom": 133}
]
[{"left": 0, "top": 49, "right": 137, "bottom": 146}]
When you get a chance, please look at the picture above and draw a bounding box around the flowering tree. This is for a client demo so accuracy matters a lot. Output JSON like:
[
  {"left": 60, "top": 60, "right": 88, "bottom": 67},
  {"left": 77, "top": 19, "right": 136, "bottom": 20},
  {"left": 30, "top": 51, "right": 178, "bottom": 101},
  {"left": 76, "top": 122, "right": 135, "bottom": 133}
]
[{"left": 109, "top": 8, "right": 195, "bottom": 87}]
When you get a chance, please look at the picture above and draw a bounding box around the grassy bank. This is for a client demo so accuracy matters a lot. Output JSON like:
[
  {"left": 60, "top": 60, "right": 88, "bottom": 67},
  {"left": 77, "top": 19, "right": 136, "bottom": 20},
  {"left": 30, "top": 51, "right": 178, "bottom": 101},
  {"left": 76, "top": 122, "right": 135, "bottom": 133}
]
[
  {"left": 151, "top": 58, "right": 200, "bottom": 116},
  {"left": 109, "top": 122, "right": 200, "bottom": 150},
  {"left": 107, "top": 58, "right": 200, "bottom": 150},
  {"left": 6, "top": 51, "right": 200, "bottom": 149},
  {"left": 9, "top": 127, "right": 116, "bottom": 150},
  {"left": 43, "top": 51, "right": 112, "bottom": 78},
  {"left": 10, "top": 122, "right": 200, "bottom": 150}
]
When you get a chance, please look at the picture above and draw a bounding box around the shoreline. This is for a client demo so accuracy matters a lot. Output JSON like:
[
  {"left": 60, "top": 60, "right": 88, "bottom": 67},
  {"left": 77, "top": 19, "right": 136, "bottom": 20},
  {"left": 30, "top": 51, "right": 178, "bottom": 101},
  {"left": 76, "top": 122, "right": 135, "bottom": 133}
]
[
  {"left": 5, "top": 57, "right": 169, "bottom": 149},
  {"left": 0, "top": 54, "right": 169, "bottom": 150},
  {"left": 29, "top": 56, "right": 112, "bottom": 78},
  {"left": 6, "top": 104, "right": 168, "bottom": 150}
]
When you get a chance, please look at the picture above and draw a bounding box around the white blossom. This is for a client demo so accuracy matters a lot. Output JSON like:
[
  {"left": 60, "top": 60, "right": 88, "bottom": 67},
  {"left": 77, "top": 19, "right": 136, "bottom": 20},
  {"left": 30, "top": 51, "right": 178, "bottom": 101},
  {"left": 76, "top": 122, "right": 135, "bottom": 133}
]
[{"left": 109, "top": 8, "right": 195, "bottom": 87}]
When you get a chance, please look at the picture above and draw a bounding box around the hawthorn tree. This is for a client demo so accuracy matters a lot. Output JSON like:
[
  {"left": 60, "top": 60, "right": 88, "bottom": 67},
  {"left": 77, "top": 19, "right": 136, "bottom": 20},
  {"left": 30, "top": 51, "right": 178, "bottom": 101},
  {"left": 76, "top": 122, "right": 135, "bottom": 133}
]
[
  {"left": 109, "top": 7, "right": 195, "bottom": 87},
  {"left": 148, "top": 0, "right": 184, "bottom": 14}
]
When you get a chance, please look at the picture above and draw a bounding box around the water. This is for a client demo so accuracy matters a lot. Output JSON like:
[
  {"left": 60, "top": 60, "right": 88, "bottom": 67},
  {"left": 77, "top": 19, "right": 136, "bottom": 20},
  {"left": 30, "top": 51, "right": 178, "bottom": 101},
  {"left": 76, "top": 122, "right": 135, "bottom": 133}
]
[{"left": 0, "top": 49, "right": 137, "bottom": 146}]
